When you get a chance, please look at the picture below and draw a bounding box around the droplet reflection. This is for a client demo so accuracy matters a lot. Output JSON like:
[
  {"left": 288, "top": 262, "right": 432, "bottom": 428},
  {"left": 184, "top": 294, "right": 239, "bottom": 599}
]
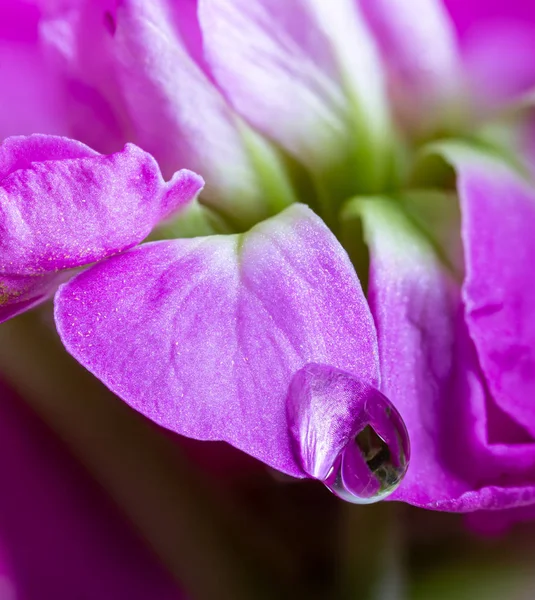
[
  {"left": 287, "top": 363, "right": 410, "bottom": 504},
  {"left": 323, "top": 408, "right": 409, "bottom": 504}
]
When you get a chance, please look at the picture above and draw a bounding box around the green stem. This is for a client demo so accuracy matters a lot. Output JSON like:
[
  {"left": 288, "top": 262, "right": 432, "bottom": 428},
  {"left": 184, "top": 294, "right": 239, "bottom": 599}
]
[{"left": 337, "top": 503, "right": 405, "bottom": 600}]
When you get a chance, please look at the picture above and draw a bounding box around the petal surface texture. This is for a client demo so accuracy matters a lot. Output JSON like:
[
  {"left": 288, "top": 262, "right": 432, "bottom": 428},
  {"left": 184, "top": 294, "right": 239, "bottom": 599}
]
[
  {"left": 357, "top": 195, "right": 461, "bottom": 508},
  {"left": 452, "top": 150, "right": 535, "bottom": 439},
  {"left": 55, "top": 205, "right": 379, "bottom": 477},
  {"left": 199, "top": 0, "right": 389, "bottom": 172},
  {"left": 358, "top": 0, "right": 460, "bottom": 112},
  {"left": 357, "top": 190, "right": 535, "bottom": 511},
  {"left": 0, "top": 135, "right": 203, "bottom": 322},
  {"left": 42, "top": 0, "right": 280, "bottom": 223},
  {"left": 0, "top": 379, "right": 182, "bottom": 599},
  {"left": 112, "top": 0, "right": 262, "bottom": 200}
]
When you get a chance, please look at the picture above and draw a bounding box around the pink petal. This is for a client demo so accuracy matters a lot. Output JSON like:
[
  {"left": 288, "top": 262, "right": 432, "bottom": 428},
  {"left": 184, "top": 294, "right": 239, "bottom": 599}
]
[
  {"left": 199, "top": 0, "right": 389, "bottom": 173},
  {"left": 444, "top": 0, "right": 535, "bottom": 105},
  {"left": 55, "top": 205, "right": 379, "bottom": 477},
  {"left": 444, "top": 0, "right": 535, "bottom": 39},
  {"left": 357, "top": 192, "right": 535, "bottom": 511},
  {"left": 0, "top": 1, "right": 66, "bottom": 140},
  {"left": 0, "top": 0, "right": 40, "bottom": 43},
  {"left": 0, "top": 377, "right": 182, "bottom": 599},
  {"left": 466, "top": 24, "right": 535, "bottom": 106},
  {"left": 0, "top": 135, "right": 203, "bottom": 322},
  {"left": 39, "top": 0, "right": 132, "bottom": 153},
  {"left": 358, "top": 0, "right": 461, "bottom": 128},
  {"left": 357, "top": 195, "right": 463, "bottom": 507},
  {"left": 113, "top": 0, "right": 259, "bottom": 200},
  {"left": 426, "top": 318, "right": 535, "bottom": 512},
  {"left": 42, "top": 0, "right": 278, "bottom": 224},
  {"left": 451, "top": 150, "right": 535, "bottom": 438}
]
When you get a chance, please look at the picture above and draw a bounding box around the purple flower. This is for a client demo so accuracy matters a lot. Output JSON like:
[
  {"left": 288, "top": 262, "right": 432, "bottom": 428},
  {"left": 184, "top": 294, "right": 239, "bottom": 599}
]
[
  {"left": 2, "top": 0, "right": 535, "bottom": 522},
  {"left": 0, "top": 134, "right": 203, "bottom": 321}
]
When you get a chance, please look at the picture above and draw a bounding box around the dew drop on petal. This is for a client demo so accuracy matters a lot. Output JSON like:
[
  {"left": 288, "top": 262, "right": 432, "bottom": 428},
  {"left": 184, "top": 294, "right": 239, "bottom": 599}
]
[
  {"left": 324, "top": 416, "right": 409, "bottom": 504},
  {"left": 287, "top": 363, "right": 410, "bottom": 504}
]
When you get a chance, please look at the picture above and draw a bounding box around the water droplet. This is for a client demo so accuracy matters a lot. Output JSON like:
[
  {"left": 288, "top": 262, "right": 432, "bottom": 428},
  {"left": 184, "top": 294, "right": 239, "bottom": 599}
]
[
  {"left": 287, "top": 363, "right": 409, "bottom": 504},
  {"left": 323, "top": 400, "right": 409, "bottom": 504}
]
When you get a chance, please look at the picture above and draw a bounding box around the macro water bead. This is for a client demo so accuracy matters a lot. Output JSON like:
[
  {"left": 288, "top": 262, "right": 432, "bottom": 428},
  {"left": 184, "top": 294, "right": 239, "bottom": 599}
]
[
  {"left": 324, "top": 406, "right": 410, "bottom": 504},
  {"left": 288, "top": 363, "right": 409, "bottom": 503}
]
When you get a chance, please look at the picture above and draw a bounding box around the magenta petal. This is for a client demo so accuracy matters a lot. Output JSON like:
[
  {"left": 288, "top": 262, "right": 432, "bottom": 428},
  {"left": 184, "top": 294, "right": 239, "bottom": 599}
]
[
  {"left": 444, "top": 0, "right": 535, "bottom": 39},
  {"left": 40, "top": 0, "right": 132, "bottom": 154},
  {"left": 359, "top": 192, "right": 535, "bottom": 512},
  {"left": 359, "top": 0, "right": 460, "bottom": 116},
  {"left": 199, "top": 0, "right": 388, "bottom": 170},
  {"left": 0, "top": 1, "right": 40, "bottom": 43},
  {"left": 45, "top": 0, "right": 268, "bottom": 217},
  {"left": 453, "top": 156, "right": 535, "bottom": 438},
  {"left": 422, "top": 319, "right": 535, "bottom": 512},
  {"left": 0, "top": 378, "right": 182, "bottom": 599},
  {"left": 463, "top": 23, "right": 535, "bottom": 106},
  {"left": 0, "top": 135, "right": 203, "bottom": 322},
  {"left": 0, "top": 272, "right": 71, "bottom": 323},
  {"left": 0, "top": 134, "right": 97, "bottom": 176},
  {"left": 443, "top": 0, "right": 535, "bottom": 104},
  {"left": 112, "top": 0, "right": 252, "bottom": 185},
  {"left": 55, "top": 205, "right": 379, "bottom": 476},
  {"left": 357, "top": 197, "right": 463, "bottom": 507},
  {"left": 0, "top": 1, "right": 67, "bottom": 141}
]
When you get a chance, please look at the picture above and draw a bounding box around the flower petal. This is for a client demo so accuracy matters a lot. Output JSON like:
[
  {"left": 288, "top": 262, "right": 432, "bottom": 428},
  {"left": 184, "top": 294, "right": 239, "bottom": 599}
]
[
  {"left": 350, "top": 191, "right": 535, "bottom": 511},
  {"left": 199, "top": 0, "right": 390, "bottom": 179},
  {"left": 42, "top": 0, "right": 293, "bottom": 227},
  {"left": 0, "top": 135, "right": 203, "bottom": 322},
  {"left": 0, "top": 1, "right": 66, "bottom": 140},
  {"left": 39, "top": 0, "right": 133, "bottom": 153},
  {"left": 444, "top": 0, "right": 535, "bottom": 39},
  {"left": 426, "top": 319, "right": 535, "bottom": 512},
  {"left": 444, "top": 0, "right": 535, "bottom": 105},
  {"left": 350, "top": 195, "right": 462, "bottom": 507},
  {"left": 441, "top": 145, "right": 535, "bottom": 438},
  {"left": 0, "top": 272, "right": 71, "bottom": 323},
  {"left": 0, "top": 377, "right": 182, "bottom": 599},
  {"left": 111, "top": 0, "right": 253, "bottom": 184},
  {"left": 358, "top": 0, "right": 461, "bottom": 128},
  {"left": 55, "top": 204, "right": 379, "bottom": 477},
  {"left": 467, "top": 24, "right": 535, "bottom": 105}
]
